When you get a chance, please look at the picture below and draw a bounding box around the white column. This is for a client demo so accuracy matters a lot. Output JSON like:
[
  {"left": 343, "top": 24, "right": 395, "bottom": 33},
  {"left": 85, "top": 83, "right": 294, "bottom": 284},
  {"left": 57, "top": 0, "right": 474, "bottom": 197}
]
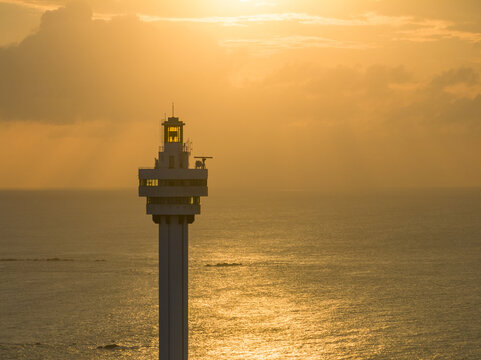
[
  {"left": 182, "top": 220, "right": 188, "bottom": 359},
  {"left": 159, "top": 216, "right": 189, "bottom": 360},
  {"left": 159, "top": 217, "right": 169, "bottom": 360},
  {"left": 169, "top": 216, "right": 183, "bottom": 359}
]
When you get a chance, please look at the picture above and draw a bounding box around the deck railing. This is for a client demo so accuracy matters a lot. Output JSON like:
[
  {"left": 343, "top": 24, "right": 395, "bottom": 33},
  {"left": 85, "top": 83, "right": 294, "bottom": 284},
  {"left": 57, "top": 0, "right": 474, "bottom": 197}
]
[{"left": 157, "top": 143, "right": 192, "bottom": 153}]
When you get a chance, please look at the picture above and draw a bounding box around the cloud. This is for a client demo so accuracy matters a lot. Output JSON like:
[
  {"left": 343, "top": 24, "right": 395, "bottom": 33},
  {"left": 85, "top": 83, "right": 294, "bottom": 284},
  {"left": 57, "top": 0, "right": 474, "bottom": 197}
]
[
  {"left": 394, "top": 19, "right": 481, "bottom": 43},
  {"left": 274, "top": 63, "right": 481, "bottom": 130},
  {"left": 221, "top": 35, "right": 373, "bottom": 53},
  {"left": 429, "top": 67, "right": 480, "bottom": 88},
  {"left": 0, "top": 1, "right": 226, "bottom": 122},
  {"left": 0, "top": 0, "right": 58, "bottom": 12},
  {"left": 139, "top": 11, "right": 481, "bottom": 45},
  {"left": 248, "top": 64, "right": 481, "bottom": 187},
  {"left": 390, "top": 67, "right": 481, "bottom": 129},
  {"left": 138, "top": 12, "right": 408, "bottom": 27}
]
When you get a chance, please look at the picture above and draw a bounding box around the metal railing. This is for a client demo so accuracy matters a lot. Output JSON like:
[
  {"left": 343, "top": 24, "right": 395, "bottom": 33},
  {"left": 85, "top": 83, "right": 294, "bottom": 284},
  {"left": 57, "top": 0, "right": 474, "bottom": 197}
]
[
  {"left": 139, "top": 179, "right": 207, "bottom": 187},
  {"left": 158, "top": 143, "right": 192, "bottom": 153}
]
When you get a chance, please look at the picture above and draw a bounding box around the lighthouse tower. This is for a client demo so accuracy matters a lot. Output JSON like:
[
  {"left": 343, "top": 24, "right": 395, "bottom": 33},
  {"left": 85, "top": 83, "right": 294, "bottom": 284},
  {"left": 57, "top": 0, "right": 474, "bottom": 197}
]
[{"left": 138, "top": 112, "right": 209, "bottom": 360}]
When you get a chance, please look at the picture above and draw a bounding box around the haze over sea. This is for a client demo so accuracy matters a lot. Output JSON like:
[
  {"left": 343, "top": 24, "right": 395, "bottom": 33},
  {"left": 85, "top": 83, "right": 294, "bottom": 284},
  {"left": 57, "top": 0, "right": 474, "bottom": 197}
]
[{"left": 1, "top": 188, "right": 480, "bottom": 360}]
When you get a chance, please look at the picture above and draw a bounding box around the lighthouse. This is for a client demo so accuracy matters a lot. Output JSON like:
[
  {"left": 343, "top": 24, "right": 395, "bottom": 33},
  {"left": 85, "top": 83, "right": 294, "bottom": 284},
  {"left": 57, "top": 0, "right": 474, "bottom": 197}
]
[{"left": 138, "top": 111, "right": 209, "bottom": 360}]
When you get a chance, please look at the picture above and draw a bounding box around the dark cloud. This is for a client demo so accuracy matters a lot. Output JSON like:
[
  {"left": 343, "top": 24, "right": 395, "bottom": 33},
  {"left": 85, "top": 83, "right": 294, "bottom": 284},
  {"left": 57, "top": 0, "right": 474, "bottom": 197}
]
[
  {"left": 0, "top": 1, "right": 225, "bottom": 122},
  {"left": 263, "top": 63, "right": 481, "bottom": 129},
  {"left": 371, "top": 0, "right": 481, "bottom": 25},
  {"left": 227, "top": 63, "right": 481, "bottom": 187},
  {"left": 387, "top": 67, "right": 481, "bottom": 129},
  {"left": 39, "top": 1, "right": 92, "bottom": 28},
  {"left": 0, "top": 2, "right": 40, "bottom": 46},
  {"left": 429, "top": 67, "right": 480, "bottom": 89}
]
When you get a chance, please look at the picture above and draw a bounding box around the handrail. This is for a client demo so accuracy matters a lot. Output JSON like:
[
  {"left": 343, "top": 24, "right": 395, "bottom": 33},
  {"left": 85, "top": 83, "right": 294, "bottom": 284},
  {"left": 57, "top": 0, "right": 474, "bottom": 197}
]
[
  {"left": 138, "top": 167, "right": 208, "bottom": 170},
  {"left": 158, "top": 143, "right": 192, "bottom": 153}
]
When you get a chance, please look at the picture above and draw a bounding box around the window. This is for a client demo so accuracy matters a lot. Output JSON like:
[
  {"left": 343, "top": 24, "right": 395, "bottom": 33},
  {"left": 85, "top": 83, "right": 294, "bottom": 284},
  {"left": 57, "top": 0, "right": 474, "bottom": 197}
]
[
  {"left": 145, "top": 179, "right": 159, "bottom": 187},
  {"left": 165, "top": 126, "right": 181, "bottom": 143},
  {"left": 147, "top": 197, "right": 201, "bottom": 205},
  {"left": 140, "top": 179, "right": 207, "bottom": 187}
]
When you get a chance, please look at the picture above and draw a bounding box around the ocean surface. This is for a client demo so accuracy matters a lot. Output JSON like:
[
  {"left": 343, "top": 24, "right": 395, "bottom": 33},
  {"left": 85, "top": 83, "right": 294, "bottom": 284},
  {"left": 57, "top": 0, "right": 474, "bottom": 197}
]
[{"left": 1, "top": 188, "right": 480, "bottom": 360}]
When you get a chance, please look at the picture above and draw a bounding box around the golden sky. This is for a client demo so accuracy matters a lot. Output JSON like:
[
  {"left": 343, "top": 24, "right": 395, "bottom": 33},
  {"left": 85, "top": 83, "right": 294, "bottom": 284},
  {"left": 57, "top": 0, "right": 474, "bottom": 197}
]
[{"left": 1, "top": 0, "right": 481, "bottom": 189}]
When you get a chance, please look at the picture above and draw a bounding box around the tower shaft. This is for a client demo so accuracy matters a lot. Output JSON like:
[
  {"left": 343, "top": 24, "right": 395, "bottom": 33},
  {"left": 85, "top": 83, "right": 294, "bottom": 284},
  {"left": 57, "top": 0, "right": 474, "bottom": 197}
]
[{"left": 158, "top": 216, "right": 188, "bottom": 360}]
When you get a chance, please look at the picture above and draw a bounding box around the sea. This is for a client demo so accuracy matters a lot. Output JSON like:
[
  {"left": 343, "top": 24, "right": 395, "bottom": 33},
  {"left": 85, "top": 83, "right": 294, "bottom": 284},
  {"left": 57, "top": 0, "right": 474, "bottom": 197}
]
[{"left": 0, "top": 188, "right": 480, "bottom": 360}]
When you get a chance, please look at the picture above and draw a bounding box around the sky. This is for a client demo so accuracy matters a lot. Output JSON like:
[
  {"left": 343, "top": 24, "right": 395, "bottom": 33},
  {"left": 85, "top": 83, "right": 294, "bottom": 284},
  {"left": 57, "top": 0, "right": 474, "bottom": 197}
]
[{"left": 1, "top": 0, "right": 481, "bottom": 189}]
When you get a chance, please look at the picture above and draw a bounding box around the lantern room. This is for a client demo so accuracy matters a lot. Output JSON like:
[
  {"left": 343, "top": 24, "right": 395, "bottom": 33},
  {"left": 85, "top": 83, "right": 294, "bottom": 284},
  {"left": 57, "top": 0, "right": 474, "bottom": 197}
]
[{"left": 163, "top": 116, "right": 185, "bottom": 144}]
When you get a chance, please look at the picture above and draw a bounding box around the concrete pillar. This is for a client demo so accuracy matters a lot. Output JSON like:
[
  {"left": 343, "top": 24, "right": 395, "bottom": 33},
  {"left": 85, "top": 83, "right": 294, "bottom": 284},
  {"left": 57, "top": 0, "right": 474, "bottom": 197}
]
[
  {"left": 158, "top": 216, "right": 189, "bottom": 360},
  {"left": 159, "top": 216, "right": 170, "bottom": 359}
]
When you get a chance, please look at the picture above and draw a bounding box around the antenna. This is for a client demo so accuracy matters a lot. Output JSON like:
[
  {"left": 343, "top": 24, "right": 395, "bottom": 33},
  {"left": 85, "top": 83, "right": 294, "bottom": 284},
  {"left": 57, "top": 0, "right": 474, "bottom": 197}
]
[
  {"left": 172, "top": 102, "right": 175, "bottom": 117},
  {"left": 160, "top": 113, "right": 167, "bottom": 146}
]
